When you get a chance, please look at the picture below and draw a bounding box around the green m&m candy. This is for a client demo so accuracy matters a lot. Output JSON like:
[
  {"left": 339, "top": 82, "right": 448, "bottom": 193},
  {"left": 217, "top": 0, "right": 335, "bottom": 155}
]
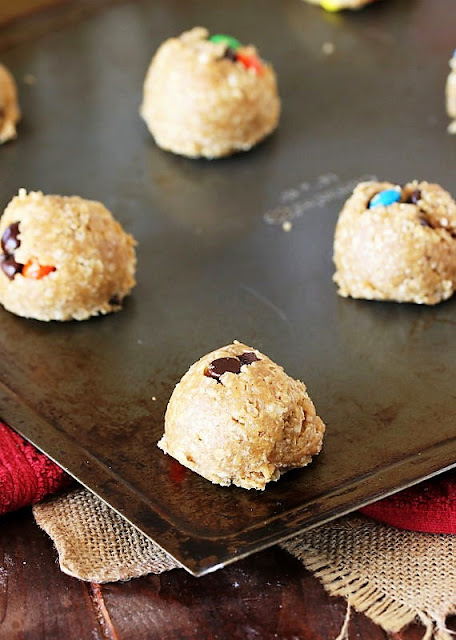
[{"left": 209, "top": 34, "right": 242, "bottom": 50}]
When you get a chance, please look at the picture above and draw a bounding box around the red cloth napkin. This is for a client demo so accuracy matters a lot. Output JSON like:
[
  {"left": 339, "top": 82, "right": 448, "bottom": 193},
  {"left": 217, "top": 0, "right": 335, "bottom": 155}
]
[
  {"left": 0, "top": 421, "right": 72, "bottom": 515},
  {"left": 359, "top": 470, "right": 456, "bottom": 535},
  {"left": 0, "top": 420, "right": 455, "bottom": 534}
]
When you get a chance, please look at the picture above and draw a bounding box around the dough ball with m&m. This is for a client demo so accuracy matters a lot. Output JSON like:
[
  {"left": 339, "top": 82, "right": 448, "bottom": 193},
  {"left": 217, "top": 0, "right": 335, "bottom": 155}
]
[
  {"left": 0, "top": 190, "right": 137, "bottom": 321},
  {"left": 0, "top": 64, "right": 20, "bottom": 144},
  {"left": 140, "top": 27, "right": 281, "bottom": 159},
  {"left": 333, "top": 180, "right": 456, "bottom": 305}
]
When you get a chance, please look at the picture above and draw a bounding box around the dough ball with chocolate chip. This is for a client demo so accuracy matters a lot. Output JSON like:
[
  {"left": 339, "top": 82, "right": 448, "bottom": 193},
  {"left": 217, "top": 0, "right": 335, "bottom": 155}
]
[
  {"left": 333, "top": 180, "right": 456, "bottom": 305},
  {"left": 0, "top": 189, "right": 137, "bottom": 321},
  {"left": 0, "top": 64, "right": 20, "bottom": 144},
  {"left": 140, "top": 27, "right": 280, "bottom": 159},
  {"left": 158, "top": 341, "right": 325, "bottom": 490}
]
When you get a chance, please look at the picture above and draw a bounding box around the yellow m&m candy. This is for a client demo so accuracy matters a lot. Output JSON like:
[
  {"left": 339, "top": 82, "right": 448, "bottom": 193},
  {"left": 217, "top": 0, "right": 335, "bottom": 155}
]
[{"left": 320, "top": 0, "right": 342, "bottom": 11}]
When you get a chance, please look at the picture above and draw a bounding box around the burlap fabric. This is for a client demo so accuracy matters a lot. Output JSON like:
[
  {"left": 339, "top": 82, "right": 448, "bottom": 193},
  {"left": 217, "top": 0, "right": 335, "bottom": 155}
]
[
  {"left": 34, "top": 488, "right": 179, "bottom": 581},
  {"left": 33, "top": 488, "right": 456, "bottom": 640}
]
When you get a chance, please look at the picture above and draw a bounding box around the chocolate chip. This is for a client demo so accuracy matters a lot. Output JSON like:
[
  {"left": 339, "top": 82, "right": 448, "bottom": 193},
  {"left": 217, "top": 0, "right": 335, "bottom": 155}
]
[
  {"left": 205, "top": 357, "right": 242, "bottom": 380},
  {"left": 238, "top": 352, "right": 260, "bottom": 365},
  {"left": 223, "top": 47, "right": 238, "bottom": 62},
  {"left": 109, "top": 294, "right": 121, "bottom": 306},
  {"left": 1, "top": 222, "right": 21, "bottom": 255},
  {"left": 407, "top": 190, "right": 421, "bottom": 205},
  {"left": 0, "top": 255, "right": 23, "bottom": 279}
]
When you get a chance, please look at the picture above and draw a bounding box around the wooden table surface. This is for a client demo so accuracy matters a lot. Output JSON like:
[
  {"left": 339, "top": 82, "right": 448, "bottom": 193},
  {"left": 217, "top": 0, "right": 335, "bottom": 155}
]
[{"left": 2, "top": 504, "right": 455, "bottom": 639}]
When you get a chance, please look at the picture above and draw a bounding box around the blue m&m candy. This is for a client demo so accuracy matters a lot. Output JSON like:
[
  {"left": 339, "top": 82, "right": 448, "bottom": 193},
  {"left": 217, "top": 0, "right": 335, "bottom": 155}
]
[{"left": 368, "top": 188, "right": 401, "bottom": 209}]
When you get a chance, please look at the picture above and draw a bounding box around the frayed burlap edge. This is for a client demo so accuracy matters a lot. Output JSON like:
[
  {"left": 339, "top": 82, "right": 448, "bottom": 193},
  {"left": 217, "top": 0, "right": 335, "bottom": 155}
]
[
  {"left": 281, "top": 517, "right": 456, "bottom": 640},
  {"left": 34, "top": 488, "right": 456, "bottom": 639},
  {"left": 33, "top": 487, "right": 180, "bottom": 582}
]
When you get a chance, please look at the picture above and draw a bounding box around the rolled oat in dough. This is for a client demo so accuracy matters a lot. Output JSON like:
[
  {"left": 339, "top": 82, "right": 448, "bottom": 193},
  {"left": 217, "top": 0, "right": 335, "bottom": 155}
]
[
  {"left": 333, "top": 180, "right": 456, "bottom": 305},
  {"left": 0, "top": 64, "right": 20, "bottom": 144},
  {"left": 158, "top": 341, "right": 325, "bottom": 490},
  {"left": 140, "top": 27, "right": 281, "bottom": 159},
  {"left": 0, "top": 190, "right": 137, "bottom": 321}
]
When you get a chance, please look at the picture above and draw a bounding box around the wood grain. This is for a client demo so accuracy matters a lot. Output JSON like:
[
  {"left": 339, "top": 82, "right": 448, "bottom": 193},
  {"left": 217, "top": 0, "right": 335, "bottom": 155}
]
[
  {"left": 2, "top": 507, "right": 452, "bottom": 640},
  {"left": 0, "top": 509, "right": 102, "bottom": 640}
]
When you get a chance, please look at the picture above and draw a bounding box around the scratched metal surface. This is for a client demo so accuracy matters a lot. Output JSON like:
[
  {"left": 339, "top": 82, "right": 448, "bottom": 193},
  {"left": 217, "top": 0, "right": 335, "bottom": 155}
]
[{"left": 0, "top": 0, "right": 455, "bottom": 575}]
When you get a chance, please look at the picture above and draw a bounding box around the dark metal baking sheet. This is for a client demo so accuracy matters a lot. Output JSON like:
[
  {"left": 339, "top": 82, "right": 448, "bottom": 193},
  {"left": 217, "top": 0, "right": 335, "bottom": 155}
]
[{"left": 0, "top": 0, "right": 455, "bottom": 576}]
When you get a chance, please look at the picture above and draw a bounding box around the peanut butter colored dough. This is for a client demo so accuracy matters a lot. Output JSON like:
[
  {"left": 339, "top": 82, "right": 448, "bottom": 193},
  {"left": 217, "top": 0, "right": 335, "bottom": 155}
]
[
  {"left": 0, "top": 64, "right": 20, "bottom": 144},
  {"left": 446, "top": 53, "right": 456, "bottom": 134},
  {"left": 0, "top": 190, "right": 137, "bottom": 321},
  {"left": 333, "top": 181, "right": 456, "bottom": 305},
  {"left": 140, "top": 27, "right": 281, "bottom": 159},
  {"left": 158, "top": 342, "right": 325, "bottom": 490}
]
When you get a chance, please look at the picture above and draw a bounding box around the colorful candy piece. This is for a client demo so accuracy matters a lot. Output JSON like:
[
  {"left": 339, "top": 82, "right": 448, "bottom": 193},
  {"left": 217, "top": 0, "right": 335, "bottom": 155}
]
[
  {"left": 320, "top": 0, "right": 344, "bottom": 11},
  {"left": 369, "top": 188, "right": 401, "bottom": 209},
  {"left": 209, "top": 34, "right": 264, "bottom": 74},
  {"left": 22, "top": 259, "right": 56, "bottom": 279},
  {"left": 236, "top": 50, "right": 264, "bottom": 74},
  {"left": 318, "top": 0, "right": 379, "bottom": 11},
  {"left": 209, "top": 34, "right": 242, "bottom": 50}
]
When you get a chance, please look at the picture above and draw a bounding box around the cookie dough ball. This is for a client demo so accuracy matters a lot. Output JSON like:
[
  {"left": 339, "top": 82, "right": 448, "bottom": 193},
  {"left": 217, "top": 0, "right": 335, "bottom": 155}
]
[
  {"left": 0, "top": 190, "right": 137, "bottom": 321},
  {"left": 140, "top": 27, "right": 280, "bottom": 159},
  {"left": 0, "top": 64, "right": 20, "bottom": 144},
  {"left": 446, "top": 50, "right": 456, "bottom": 134},
  {"left": 303, "top": 0, "right": 379, "bottom": 10},
  {"left": 158, "top": 342, "right": 325, "bottom": 490},
  {"left": 333, "top": 180, "right": 456, "bottom": 305}
]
